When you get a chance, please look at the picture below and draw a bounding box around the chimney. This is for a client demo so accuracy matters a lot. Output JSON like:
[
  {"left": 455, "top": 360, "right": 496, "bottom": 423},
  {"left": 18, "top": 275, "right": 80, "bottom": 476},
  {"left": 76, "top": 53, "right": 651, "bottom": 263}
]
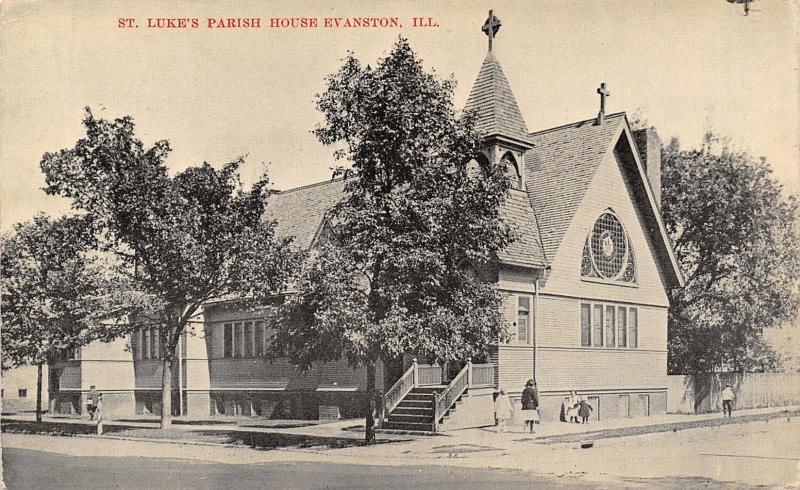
[{"left": 633, "top": 128, "right": 662, "bottom": 208}]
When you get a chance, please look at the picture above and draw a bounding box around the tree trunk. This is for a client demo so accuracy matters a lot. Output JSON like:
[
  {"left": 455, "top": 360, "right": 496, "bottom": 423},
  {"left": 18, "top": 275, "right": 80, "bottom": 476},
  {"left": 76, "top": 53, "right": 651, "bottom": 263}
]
[
  {"left": 36, "top": 362, "right": 43, "bottom": 424},
  {"left": 161, "top": 355, "right": 173, "bottom": 429},
  {"left": 365, "top": 361, "right": 376, "bottom": 445}
]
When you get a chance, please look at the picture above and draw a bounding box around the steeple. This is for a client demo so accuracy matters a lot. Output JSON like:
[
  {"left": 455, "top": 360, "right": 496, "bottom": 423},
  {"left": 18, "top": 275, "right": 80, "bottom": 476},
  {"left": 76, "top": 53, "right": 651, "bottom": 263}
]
[
  {"left": 465, "top": 10, "right": 533, "bottom": 190},
  {"left": 464, "top": 51, "right": 531, "bottom": 143}
]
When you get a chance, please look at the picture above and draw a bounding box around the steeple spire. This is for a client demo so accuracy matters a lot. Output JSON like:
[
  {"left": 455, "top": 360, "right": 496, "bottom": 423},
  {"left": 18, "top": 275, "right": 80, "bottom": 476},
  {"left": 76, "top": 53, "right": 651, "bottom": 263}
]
[{"left": 465, "top": 10, "right": 531, "bottom": 145}]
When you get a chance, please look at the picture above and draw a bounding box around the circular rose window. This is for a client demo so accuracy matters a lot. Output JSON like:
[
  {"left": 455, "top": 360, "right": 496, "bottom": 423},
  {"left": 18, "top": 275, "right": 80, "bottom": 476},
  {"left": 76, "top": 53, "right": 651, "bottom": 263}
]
[{"left": 582, "top": 212, "right": 636, "bottom": 283}]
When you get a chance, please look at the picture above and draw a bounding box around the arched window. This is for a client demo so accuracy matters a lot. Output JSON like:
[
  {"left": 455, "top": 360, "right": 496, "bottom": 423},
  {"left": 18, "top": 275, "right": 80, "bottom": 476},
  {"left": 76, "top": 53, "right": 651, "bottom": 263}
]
[
  {"left": 500, "top": 152, "right": 523, "bottom": 190},
  {"left": 581, "top": 211, "right": 636, "bottom": 283},
  {"left": 466, "top": 153, "right": 490, "bottom": 180}
]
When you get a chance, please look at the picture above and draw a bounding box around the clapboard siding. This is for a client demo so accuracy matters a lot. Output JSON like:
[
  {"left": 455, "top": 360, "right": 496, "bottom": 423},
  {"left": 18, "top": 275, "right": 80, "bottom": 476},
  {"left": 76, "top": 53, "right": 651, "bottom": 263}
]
[
  {"left": 537, "top": 295, "right": 580, "bottom": 346},
  {"left": 536, "top": 295, "right": 667, "bottom": 351},
  {"left": 541, "top": 146, "right": 669, "bottom": 307},
  {"left": 496, "top": 345, "right": 534, "bottom": 393},
  {"left": 134, "top": 360, "right": 177, "bottom": 390},
  {"left": 537, "top": 347, "right": 667, "bottom": 392},
  {"left": 207, "top": 358, "right": 382, "bottom": 392},
  {"left": 499, "top": 290, "right": 534, "bottom": 346},
  {"left": 58, "top": 363, "right": 81, "bottom": 390}
]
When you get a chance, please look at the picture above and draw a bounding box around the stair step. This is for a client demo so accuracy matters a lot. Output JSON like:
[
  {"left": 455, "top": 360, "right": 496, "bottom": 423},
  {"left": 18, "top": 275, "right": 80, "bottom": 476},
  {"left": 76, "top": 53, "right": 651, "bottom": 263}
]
[
  {"left": 393, "top": 407, "right": 434, "bottom": 416},
  {"left": 382, "top": 421, "right": 435, "bottom": 431},
  {"left": 404, "top": 393, "right": 435, "bottom": 401},
  {"left": 376, "top": 428, "right": 440, "bottom": 437},
  {"left": 387, "top": 414, "right": 433, "bottom": 424},
  {"left": 412, "top": 386, "right": 447, "bottom": 394}
]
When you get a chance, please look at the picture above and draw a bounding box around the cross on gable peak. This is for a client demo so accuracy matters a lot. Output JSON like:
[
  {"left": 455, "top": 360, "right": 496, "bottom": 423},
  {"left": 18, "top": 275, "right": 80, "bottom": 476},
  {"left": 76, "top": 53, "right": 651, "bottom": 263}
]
[
  {"left": 482, "top": 10, "right": 502, "bottom": 52},
  {"left": 596, "top": 82, "right": 611, "bottom": 125}
]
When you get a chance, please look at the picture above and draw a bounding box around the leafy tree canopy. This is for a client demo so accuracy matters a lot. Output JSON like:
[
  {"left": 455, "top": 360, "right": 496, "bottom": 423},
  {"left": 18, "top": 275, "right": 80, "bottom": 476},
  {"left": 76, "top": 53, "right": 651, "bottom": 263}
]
[
  {"left": 275, "top": 38, "right": 515, "bottom": 441},
  {"left": 662, "top": 132, "right": 800, "bottom": 373},
  {"left": 40, "top": 110, "right": 300, "bottom": 426},
  {"left": 1, "top": 214, "right": 126, "bottom": 370}
]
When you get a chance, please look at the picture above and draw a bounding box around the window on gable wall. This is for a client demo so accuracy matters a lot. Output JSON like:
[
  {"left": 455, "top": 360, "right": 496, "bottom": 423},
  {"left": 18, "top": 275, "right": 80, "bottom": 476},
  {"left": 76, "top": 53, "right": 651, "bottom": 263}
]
[
  {"left": 581, "top": 302, "right": 639, "bottom": 349},
  {"left": 581, "top": 211, "right": 637, "bottom": 284}
]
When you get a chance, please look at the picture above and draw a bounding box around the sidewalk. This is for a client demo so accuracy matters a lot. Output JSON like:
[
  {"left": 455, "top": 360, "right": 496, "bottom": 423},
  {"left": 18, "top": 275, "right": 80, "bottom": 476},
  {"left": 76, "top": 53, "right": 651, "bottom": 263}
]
[
  {"left": 1, "top": 414, "right": 410, "bottom": 448},
  {"left": 4, "top": 406, "right": 799, "bottom": 488},
  {"left": 3, "top": 404, "right": 797, "bottom": 449}
]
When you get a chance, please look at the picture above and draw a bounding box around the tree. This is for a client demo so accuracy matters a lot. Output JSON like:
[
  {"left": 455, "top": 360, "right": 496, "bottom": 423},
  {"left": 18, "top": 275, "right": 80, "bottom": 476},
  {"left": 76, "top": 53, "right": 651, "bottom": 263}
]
[
  {"left": 1, "top": 215, "right": 118, "bottom": 422},
  {"left": 661, "top": 132, "right": 800, "bottom": 373},
  {"left": 40, "top": 110, "right": 299, "bottom": 428},
  {"left": 274, "top": 39, "right": 513, "bottom": 443}
]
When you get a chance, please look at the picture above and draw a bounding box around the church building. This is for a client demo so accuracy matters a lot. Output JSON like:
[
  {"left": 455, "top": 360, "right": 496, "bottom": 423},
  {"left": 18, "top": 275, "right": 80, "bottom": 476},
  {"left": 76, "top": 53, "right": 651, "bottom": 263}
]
[{"left": 49, "top": 11, "right": 683, "bottom": 429}]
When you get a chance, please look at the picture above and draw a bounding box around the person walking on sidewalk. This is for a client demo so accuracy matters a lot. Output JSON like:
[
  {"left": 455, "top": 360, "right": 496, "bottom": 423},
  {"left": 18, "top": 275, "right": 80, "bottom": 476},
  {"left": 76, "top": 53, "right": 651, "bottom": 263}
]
[
  {"left": 87, "top": 385, "right": 100, "bottom": 421},
  {"left": 494, "top": 389, "right": 513, "bottom": 433},
  {"left": 721, "top": 383, "right": 736, "bottom": 417},
  {"left": 520, "top": 379, "right": 539, "bottom": 434}
]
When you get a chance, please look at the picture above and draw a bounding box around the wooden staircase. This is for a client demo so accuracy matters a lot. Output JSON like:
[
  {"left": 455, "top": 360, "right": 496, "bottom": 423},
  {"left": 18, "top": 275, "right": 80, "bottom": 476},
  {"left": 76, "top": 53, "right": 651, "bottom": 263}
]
[
  {"left": 382, "top": 386, "right": 445, "bottom": 432},
  {"left": 379, "top": 359, "right": 496, "bottom": 433}
]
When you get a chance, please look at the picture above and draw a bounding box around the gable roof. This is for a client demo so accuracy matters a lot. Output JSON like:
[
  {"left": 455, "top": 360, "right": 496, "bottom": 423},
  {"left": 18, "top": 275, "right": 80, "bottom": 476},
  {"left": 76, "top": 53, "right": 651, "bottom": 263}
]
[
  {"left": 266, "top": 178, "right": 546, "bottom": 269},
  {"left": 267, "top": 178, "right": 346, "bottom": 249},
  {"left": 523, "top": 112, "right": 684, "bottom": 287},
  {"left": 524, "top": 113, "right": 626, "bottom": 262},
  {"left": 464, "top": 51, "right": 530, "bottom": 143},
  {"left": 498, "top": 190, "right": 547, "bottom": 268}
]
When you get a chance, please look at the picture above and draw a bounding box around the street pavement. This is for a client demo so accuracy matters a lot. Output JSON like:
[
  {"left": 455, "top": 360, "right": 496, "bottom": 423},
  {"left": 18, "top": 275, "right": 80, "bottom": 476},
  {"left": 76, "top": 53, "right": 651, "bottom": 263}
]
[
  {"left": 2, "top": 446, "right": 595, "bottom": 490},
  {"left": 3, "top": 406, "right": 800, "bottom": 488}
]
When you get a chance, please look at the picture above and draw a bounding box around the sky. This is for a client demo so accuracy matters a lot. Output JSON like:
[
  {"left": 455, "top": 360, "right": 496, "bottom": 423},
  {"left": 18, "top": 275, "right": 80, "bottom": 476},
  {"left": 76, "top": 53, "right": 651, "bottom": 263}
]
[{"left": 1, "top": 0, "right": 798, "bottom": 230}]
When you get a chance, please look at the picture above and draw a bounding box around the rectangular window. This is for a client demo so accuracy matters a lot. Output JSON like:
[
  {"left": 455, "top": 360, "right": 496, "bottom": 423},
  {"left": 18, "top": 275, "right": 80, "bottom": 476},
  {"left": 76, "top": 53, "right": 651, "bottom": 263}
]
[
  {"left": 151, "top": 328, "right": 160, "bottom": 359},
  {"left": 639, "top": 394, "right": 650, "bottom": 416},
  {"left": 223, "top": 323, "right": 233, "bottom": 358},
  {"left": 135, "top": 330, "right": 143, "bottom": 360},
  {"left": 18, "top": 389, "right": 27, "bottom": 398},
  {"left": 234, "top": 322, "right": 244, "bottom": 358},
  {"left": 629, "top": 308, "right": 638, "bottom": 348},
  {"left": 605, "top": 306, "right": 615, "bottom": 347},
  {"left": 244, "top": 322, "right": 254, "bottom": 357},
  {"left": 255, "top": 321, "right": 264, "bottom": 357},
  {"left": 517, "top": 296, "right": 530, "bottom": 344},
  {"left": 180, "top": 332, "right": 188, "bottom": 358},
  {"left": 592, "top": 305, "right": 603, "bottom": 347},
  {"left": 144, "top": 329, "right": 151, "bottom": 360},
  {"left": 618, "top": 394, "right": 630, "bottom": 418},
  {"left": 617, "top": 307, "right": 627, "bottom": 348},
  {"left": 580, "top": 304, "right": 591, "bottom": 347}
]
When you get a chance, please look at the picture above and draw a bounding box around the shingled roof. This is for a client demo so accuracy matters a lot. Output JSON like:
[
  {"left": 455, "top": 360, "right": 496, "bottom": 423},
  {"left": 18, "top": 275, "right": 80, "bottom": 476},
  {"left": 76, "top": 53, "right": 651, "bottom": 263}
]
[
  {"left": 524, "top": 113, "right": 626, "bottom": 262},
  {"left": 266, "top": 177, "right": 546, "bottom": 269},
  {"left": 464, "top": 51, "right": 530, "bottom": 143},
  {"left": 267, "top": 178, "right": 346, "bottom": 249},
  {"left": 498, "top": 190, "right": 547, "bottom": 268}
]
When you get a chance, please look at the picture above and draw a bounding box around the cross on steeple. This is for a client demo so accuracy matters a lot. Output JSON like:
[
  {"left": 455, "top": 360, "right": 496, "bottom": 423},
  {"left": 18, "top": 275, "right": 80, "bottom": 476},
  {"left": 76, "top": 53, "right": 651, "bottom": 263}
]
[
  {"left": 482, "top": 10, "right": 502, "bottom": 52},
  {"left": 596, "top": 82, "right": 611, "bottom": 125}
]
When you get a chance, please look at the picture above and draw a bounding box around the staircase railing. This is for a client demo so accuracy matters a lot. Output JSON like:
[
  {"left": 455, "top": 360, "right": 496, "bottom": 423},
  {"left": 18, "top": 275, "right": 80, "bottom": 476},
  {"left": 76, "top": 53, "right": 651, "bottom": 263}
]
[
  {"left": 382, "top": 357, "right": 497, "bottom": 431},
  {"left": 382, "top": 359, "right": 419, "bottom": 424},
  {"left": 417, "top": 364, "right": 443, "bottom": 386},
  {"left": 470, "top": 363, "right": 496, "bottom": 387},
  {"left": 433, "top": 360, "right": 471, "bottom": 432}
]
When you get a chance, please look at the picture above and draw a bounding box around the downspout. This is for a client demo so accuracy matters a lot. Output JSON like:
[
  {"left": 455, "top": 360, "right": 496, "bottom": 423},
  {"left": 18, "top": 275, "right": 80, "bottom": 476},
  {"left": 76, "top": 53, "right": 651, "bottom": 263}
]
[
  {"left": 533, "top": 276, "right": 539, "bottom": 381},
  {"left": 532, "top": 266, "right": 550, "bottom": 382},
  {"left": 177, "top": 332, "right": 183, "bottom": 417}
]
